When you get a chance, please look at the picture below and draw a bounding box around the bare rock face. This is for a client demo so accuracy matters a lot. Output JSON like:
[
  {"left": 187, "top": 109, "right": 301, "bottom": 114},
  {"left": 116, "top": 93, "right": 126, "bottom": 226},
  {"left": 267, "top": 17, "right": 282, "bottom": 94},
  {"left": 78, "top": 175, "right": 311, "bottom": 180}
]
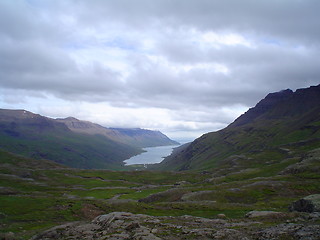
[{"left": 289, "top": 194, "right": 320, "bottom": 213}]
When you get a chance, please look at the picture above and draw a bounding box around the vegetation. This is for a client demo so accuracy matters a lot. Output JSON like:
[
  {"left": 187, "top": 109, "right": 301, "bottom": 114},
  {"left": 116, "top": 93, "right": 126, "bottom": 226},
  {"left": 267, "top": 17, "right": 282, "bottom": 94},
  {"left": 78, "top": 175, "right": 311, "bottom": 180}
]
[
  {"left": 157, "top": 85, "right": 320, "bottom": 171},
  {"left": 0, "top": 147, "right": 319, "bottom": 239},
  {"left": 1, "top": 86, "right": 319, "bottom": 239}
]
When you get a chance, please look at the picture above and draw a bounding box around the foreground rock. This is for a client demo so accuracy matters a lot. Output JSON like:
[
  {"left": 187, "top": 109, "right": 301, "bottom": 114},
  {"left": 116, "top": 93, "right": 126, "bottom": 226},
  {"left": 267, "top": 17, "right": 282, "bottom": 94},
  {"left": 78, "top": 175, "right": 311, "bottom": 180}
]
[
  {"left": 31, "top": 211, "right": 320, "bottom": 240},
  {"left": 289, "top": 194, "right": 320, "bottom": 212}
]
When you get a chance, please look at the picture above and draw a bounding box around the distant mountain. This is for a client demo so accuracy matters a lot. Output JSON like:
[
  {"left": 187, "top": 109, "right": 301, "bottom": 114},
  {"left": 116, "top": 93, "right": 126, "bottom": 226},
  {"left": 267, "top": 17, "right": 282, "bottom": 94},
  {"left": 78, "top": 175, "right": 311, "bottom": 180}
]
[
  {"left": 56, "top": 117, "right": 178, "bottom": 148},
  {"left": 157, "top": 84, "right": 320, "bottom": 171},
  {"left": 110, "top": 128, "right": 179, "bottom": 147},
  {"left": 0, "top": 109, "right": 177, "bottom": 169}
]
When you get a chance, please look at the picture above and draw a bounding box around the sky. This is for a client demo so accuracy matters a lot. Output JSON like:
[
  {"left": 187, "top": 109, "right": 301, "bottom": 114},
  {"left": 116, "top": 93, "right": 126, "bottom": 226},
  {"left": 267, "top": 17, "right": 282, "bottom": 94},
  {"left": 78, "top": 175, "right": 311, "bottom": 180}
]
[{"left": 0, "top": 0, "right": 319, "bottom": 141}]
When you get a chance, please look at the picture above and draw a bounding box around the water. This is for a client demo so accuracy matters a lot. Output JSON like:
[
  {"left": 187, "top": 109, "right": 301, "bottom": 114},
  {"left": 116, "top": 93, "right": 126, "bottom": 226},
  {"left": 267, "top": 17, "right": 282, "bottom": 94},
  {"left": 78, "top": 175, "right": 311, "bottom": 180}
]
[{"left": 124, "top": 144, "right": 180, "bottom": 165}]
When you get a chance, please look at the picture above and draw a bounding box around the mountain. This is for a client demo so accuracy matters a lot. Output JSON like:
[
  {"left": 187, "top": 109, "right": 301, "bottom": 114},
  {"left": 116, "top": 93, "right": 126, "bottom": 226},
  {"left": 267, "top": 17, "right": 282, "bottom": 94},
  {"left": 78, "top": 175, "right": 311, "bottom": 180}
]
[
  {"left": 110, "top": 128, "right": 179, "bottom": 147},
  {"left": 157, "top": 84, "right": 320, "bottom": 171},
  {"left": 56, "top": 117, "right": 178, "bottom": 148},
  {"left": 0, "top": 109, "right": 177, "bottom": 169}
]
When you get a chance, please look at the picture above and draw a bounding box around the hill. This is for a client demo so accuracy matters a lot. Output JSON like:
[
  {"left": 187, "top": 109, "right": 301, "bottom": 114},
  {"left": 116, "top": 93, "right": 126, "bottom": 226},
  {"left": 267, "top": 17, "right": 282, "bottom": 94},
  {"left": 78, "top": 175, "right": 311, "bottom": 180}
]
[
  {"left": 110, "top": 127, "right": 179, "bottom": 147},
  {"left": 0, "top": 109, "right": 177, "bottom": 169},
  {"left": 157, "top": 84, "right": 320, "bottom": 171},
  {"left": 57, "top": 117, "right": 178, "bottom": 148}
]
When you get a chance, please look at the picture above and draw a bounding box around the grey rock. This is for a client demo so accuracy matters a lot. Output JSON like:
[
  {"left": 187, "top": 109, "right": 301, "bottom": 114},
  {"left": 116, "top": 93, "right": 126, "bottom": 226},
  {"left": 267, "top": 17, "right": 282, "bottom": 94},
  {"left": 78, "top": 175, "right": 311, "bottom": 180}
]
[
  {"left": 217, "top": 213, "right": 227, "bottom": 219},
  {"left": 289, "top": 194, "right": 320, "bottom": 213},
  {"left": 30, "top": 211, "right": 320, "bottom": 240},
  {"left": 255, "top": 223, "right": 320, "bottom": 240},
  {"left": 245, "top": 210, "right": 283, "bottom": 218}
]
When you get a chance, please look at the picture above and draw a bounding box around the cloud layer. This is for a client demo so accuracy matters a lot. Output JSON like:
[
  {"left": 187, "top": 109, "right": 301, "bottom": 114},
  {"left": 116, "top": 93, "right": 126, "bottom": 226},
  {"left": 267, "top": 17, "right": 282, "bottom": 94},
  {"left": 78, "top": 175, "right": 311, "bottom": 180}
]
[{"left": 1, "top": 0, "right": 319, "bottom": 140}]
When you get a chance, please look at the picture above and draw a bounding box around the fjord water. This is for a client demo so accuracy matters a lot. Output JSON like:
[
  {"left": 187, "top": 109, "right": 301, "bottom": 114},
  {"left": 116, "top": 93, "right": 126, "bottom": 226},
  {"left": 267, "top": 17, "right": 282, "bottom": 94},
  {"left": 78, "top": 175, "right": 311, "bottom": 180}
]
[{"left": 124, "top": 144, "right": 180, "bottom": 165}]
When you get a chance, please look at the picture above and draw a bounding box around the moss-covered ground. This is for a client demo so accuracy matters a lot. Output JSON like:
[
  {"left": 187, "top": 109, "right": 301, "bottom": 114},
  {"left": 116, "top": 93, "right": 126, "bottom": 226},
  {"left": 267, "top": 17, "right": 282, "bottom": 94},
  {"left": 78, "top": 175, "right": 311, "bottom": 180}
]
[{"left": 0, "top": 147, "right": 319, "bottom": 239}]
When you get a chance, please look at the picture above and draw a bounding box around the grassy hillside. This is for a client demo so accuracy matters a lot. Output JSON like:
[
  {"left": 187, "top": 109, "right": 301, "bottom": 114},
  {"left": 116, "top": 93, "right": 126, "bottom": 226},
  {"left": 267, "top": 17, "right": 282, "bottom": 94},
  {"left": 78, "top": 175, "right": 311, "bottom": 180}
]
[
  {"left": 1, "top": 148, "right": 319, "bottom": 239},
  {"left": 58, "top": 118, "right": 179, "bottom": 148},
  {"left": 110, "top": 128, "right": 179, "bottom": 147},
  {"left": 157, "top": 85, "right": 320, "bottom": 171},
  {"left": 0, "top": 109, "right": 141, "bottom": 169}
]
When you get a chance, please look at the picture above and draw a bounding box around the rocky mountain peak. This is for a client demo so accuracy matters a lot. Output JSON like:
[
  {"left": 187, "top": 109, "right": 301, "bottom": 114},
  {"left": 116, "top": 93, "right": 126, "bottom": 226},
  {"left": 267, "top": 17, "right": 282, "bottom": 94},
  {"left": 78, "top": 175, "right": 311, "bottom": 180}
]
[{"left": 230, "top": 85, "right": 320, "bottom": 127}]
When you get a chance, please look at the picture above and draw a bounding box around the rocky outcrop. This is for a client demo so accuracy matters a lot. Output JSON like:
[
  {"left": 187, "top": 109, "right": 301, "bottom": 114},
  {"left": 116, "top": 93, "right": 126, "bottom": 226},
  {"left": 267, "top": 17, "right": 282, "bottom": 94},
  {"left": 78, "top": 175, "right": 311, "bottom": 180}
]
[
  {"left": 31, "top": 211, "right": 320, "bottom": 240},
  {"left": 31, "top": 212, "right": 162, "bottom": 240},
  {"left": 253, "top": 223, "right": 320, "bottom": 240},
  {"left": 289, "top": 194, "right": 320, "bottom": 213}
]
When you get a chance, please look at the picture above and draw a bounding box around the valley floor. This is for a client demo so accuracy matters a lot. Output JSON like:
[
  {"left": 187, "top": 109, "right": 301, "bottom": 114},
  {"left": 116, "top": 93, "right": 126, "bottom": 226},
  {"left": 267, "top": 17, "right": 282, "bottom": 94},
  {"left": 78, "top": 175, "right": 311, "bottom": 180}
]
[{"left": 0, "top": 147, "right": 319, "bottom": 239}]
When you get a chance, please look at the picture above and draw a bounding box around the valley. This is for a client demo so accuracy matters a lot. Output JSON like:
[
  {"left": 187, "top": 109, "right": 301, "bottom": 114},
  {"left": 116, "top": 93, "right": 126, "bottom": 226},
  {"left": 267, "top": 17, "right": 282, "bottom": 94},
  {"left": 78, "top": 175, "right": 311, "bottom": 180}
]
[
  {"left": 0, "top": 85, "right": 320, "bottom": 239},
  {"left": 0, "top": 147, "right": 319, "bottom": 239}
]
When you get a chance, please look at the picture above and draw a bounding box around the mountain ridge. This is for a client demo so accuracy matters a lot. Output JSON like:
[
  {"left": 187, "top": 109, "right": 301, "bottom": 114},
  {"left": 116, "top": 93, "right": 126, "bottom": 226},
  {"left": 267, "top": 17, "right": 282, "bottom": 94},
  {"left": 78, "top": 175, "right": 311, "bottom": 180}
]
[
  {"left": 0, "top": 109, "right": 178, "bottom": 169},
  {"left": 56, "top": 116, "right": 179, "bottom": 148},
  {"left": 157, "top": 84, "right": 320, "bottom": 171}
]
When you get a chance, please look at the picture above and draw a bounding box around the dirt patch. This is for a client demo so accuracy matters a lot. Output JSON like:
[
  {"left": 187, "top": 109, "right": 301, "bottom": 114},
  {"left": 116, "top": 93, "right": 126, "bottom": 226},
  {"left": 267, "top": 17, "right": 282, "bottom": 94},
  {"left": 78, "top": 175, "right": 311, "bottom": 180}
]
[{"left": 80, "top": 203, "right": 105, "bottom": 220}]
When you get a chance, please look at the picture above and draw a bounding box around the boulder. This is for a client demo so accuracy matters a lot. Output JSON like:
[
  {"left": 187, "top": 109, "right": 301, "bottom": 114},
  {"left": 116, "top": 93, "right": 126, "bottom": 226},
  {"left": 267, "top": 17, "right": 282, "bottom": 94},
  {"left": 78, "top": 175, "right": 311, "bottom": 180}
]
[
  {"left": 289, "top": 194, "right": 320, "bottom": 213},
  {"left": 217, "top": 213, "right": 227, "bottom": 219},
  {"left": 245, "top": 211, "right": 282, "bottom": 218}
]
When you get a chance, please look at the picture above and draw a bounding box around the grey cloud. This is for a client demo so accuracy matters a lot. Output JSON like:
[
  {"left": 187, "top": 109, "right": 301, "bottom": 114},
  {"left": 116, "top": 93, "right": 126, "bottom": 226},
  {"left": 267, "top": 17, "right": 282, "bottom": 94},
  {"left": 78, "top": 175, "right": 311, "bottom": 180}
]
[
  {"left": 0, "top": 0, "right": 320, "bottom": 137},
  {"left": 0, "top": 1, "right": 67, "bottom": 43},
  {"left": 74, "top": 0, "right": 320, "bottom": 45},
  {"left": 0, "top": 39, "right": 123, "bottom": 99}
]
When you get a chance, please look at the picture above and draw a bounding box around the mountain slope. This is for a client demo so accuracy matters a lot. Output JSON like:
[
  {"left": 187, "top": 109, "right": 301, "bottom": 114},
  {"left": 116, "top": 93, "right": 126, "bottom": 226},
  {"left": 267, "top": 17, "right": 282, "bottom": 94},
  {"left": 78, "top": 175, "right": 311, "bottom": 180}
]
[
  {"left": 0, "top": 109, "right": 141, "bottom": 169},
  {"left": 158, "top": 84, "right": 320, "bottom": 171},
  {"left": 57, "top": 117, "right": 179, "bottom": 148},
  {"left": 0, "top": 109, "right": 178, "bottom": 169},
  {"left": 110, "top": 128, "right": 179, "bottom": 147}
]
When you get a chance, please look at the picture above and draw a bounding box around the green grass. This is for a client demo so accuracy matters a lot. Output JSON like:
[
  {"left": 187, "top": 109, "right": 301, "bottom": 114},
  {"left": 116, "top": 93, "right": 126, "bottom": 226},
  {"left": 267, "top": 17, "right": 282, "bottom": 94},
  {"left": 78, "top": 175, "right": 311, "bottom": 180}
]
[
  {"left": 119, "top": 187, "right": 171, "bottom": 200},
  {"left": 1, "top": 147, "right": 319, "bottom": 239},
  {"left": 69, "top": 188, "right": 136, "bottom": 199},
  {"left": 0, "top": 196, "right": 82, "bottom": 239}
]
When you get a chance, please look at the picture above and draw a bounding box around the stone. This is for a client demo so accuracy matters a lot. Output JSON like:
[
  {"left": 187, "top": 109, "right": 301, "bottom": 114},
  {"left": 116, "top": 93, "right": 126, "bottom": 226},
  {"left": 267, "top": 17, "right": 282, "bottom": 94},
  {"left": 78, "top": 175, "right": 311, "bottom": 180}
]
[
  {"left": 289, "top": 194, "right": 320, "bottom": 213},
  {"left": 92, "top": 212, "right": 133, "bottom": 227},
  {"left": 217, "top": 213, "right": 227, "bottom": 219},
  {"left": 125, "top": 222, "right": 140, "bottom": 231},
  {"left": 254, "top": 223, "right": 320, "bottom": 240},
  {"left": 245, "top": 210, "right": 282, "bottom": 218},
  {"left": 29, "top": 211, "right": 320, "bottom": 240}
]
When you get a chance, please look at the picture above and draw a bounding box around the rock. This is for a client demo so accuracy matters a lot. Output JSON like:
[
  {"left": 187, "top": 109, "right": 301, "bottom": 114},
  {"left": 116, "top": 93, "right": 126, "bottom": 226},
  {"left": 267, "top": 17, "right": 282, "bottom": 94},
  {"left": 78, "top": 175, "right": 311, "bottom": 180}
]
[
  {"left": 30, "top": 211, "right": 320, "bottom": 240},
  {"left": 245, "top": 210, "right": 283, "bottom": 218},
  {"left": 289, "top": 194, "right": 320, "bottom": 213},
  {"left": 212, "top": 228, "right": 248, "bottom": 240},
  {"left": 92, "top": 211, "right": 133, "bottom": 227},
  {"left": 254, "top": 223, "right": 320, "bottom": 240},
  {"left": 125, "top": 221, "right": 140, "bottom": 231},
  {"left": 217, "top": 213, "right": 227, "bottom": 219},
  {"left": 132, "top": 226, "right": 162, "bottom": 240}
]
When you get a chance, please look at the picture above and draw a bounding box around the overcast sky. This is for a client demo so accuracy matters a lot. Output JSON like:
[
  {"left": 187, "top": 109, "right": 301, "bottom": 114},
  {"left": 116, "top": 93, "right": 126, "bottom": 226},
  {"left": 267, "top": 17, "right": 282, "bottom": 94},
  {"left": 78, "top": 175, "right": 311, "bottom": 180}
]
[{"left": 0, "top": 0, "right": 319, "bottom": 141}]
